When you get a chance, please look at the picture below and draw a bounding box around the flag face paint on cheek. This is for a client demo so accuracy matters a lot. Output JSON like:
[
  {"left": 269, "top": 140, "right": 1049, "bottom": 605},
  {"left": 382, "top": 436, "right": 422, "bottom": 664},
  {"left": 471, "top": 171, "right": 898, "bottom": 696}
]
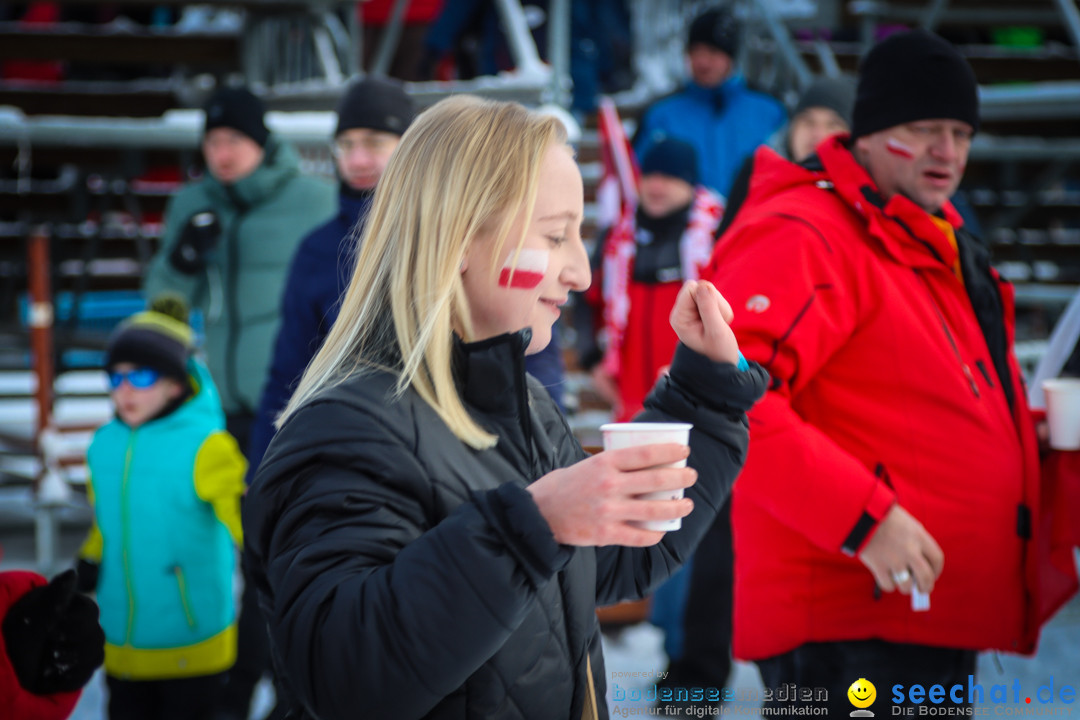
[
  {"left": 499, "top": 248, "right": 549, "bottom": 289},
  {"left": 886, "top": 137, "right": 916, "bottom": 160}
]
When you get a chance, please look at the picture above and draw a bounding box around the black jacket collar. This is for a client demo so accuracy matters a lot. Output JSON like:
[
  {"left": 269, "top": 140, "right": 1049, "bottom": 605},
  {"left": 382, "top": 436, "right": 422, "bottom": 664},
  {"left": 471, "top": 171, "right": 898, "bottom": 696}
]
[
  {"left": 453, "top": 329, "right": 540, "bottom": 474},
  {"left": 453, "top": 329, "right": 533, "bottom": 416}
]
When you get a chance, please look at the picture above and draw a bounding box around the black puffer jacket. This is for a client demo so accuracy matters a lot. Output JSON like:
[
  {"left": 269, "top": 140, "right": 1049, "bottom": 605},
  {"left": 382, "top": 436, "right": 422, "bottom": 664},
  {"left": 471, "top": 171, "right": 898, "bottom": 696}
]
[{"left": 243, "top": 330, "right": 767, "bottom": 720}]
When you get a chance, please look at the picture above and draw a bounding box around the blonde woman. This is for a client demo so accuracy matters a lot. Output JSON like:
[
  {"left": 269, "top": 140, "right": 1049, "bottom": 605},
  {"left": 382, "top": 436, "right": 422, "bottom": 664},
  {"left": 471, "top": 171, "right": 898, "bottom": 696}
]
[{"left": 243, "top": 95, "right": 767, "bottom": 720}]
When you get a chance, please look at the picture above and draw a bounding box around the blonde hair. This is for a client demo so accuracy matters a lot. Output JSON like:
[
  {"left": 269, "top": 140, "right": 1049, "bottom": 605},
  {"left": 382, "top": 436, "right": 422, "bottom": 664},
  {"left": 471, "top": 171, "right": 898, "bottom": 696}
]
[{"left": 278, "top": 95, "right": 568, "bottom": 449}]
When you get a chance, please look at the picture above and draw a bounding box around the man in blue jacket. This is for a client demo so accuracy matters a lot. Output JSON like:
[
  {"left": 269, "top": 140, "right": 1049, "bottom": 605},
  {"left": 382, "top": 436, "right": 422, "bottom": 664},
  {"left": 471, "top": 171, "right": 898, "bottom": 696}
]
[{"left": 634, "top": 7, "right": 785, "bottom": 198}]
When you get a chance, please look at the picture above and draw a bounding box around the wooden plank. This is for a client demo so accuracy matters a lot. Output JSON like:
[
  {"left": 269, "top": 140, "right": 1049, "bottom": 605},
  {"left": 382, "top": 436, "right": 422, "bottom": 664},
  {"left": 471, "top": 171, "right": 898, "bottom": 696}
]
[
  {"left": 50, "top": 0, "right": 343, "bottom": 8},
  {"left": 0, "top": 25, "right": 239, "bottom": 66}
]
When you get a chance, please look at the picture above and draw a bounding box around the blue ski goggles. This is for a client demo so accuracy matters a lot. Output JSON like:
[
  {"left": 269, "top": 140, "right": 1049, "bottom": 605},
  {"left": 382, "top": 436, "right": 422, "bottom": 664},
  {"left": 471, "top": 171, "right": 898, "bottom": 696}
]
[{"left": 108, "top": 367, "right": 161, "bottom": 390}]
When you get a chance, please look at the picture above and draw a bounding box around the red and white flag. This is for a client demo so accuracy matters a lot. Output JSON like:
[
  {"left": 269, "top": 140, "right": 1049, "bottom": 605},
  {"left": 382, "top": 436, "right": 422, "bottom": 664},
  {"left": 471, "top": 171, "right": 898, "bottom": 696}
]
[
  {"left": 594, "top": 97, "right": 639, "bottom": 230},
  {"left": 595, "top": 98, "right": 640, "bottom": 378}
]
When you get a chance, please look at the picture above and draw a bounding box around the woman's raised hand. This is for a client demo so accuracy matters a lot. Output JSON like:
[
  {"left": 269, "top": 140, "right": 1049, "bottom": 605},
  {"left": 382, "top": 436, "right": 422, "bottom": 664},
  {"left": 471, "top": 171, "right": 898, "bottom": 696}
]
[
  {"left": 527, "top": 444, "right": 697, "bottom": 547},
  {"left": 669, "top": 280, "right": 739, "bottom": 364}
]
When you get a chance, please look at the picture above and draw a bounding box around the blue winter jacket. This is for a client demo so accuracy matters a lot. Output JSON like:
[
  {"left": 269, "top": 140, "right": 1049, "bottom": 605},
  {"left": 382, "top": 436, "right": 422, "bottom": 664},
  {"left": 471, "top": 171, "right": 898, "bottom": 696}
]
[
  {"left": 634, "top": 75, "right": 786, "bottom": 198},
  {"left": 248, "top": 190, "right": 568, "bottom": 475},
  {"left": 84, "top": 358, "right": 246, "bottom": 680}
]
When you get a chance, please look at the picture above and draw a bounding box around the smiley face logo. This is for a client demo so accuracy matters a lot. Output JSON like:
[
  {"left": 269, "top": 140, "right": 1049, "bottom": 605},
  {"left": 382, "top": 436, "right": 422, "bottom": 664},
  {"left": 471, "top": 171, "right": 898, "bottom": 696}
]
[{"left": 848, "top": 678, "right": 876, "bottom": 716}]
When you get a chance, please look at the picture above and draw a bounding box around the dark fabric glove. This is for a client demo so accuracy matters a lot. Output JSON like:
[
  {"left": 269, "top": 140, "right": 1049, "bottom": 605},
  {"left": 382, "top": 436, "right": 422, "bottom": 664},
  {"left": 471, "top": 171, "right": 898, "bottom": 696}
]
[
  {"left": 73, "top": 560, "right": 98, "bottom": 595},
  {"left": 168, "top": 210, "right": 221, "bottom": 274},
  {"left": 2, "top": 569, "right": 105, "bottom": 695}
]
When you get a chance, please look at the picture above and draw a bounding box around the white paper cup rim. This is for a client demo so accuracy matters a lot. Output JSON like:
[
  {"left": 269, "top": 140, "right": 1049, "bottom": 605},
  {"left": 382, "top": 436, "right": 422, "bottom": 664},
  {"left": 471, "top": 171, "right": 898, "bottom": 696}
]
[
  {"left": 600, "top": 423, "right": 693, "bottom": 433},
  {"left": 1042, "top": 378, "right": 1080, "bottom": 391}
]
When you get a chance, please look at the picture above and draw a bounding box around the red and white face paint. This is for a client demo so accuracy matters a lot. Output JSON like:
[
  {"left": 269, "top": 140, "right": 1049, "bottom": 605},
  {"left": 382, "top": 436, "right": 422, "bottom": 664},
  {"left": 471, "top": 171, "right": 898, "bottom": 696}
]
[
  {"left": 856, "top": 120, "right": 973, "bottom": 214},
  {"left": 885, "top": 137, "right": 916, "bottom": 160},
  {"left": 460, "top": 145, "right": 591, "bottom": 355},
  {"left": 498, "top": 248, "right": 549, "bottom": 290}
]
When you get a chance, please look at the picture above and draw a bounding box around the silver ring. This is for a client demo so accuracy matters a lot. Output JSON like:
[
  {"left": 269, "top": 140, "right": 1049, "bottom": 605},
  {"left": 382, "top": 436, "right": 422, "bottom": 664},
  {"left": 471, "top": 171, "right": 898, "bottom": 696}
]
[{"left": 891, "top": 568, "right": 911, "bottom": 585}]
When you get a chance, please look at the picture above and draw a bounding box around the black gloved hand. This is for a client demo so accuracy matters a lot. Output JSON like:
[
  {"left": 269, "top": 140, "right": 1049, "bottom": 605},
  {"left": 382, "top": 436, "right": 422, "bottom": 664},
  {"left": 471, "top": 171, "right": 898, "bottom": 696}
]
[
  {"left": 168, "top": 210, "right": 221, "bottom": 275},
  {"left": 74, "top": 559, "right": 99, "bottom": 595},
  {"left": 2, "top": 569, "right": 105, "bottom": 695}
]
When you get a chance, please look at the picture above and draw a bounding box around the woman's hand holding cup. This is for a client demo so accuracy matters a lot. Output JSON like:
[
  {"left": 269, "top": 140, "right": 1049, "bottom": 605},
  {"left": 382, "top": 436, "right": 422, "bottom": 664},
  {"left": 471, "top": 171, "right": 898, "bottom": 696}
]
[{"left": 527, "top": 442, "right": 696, "bottom": 547}]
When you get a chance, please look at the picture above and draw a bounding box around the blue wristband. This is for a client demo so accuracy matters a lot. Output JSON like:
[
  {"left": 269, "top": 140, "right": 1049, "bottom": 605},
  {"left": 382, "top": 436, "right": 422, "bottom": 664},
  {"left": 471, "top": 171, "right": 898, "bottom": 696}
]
[{"left": 736, "top": 351, "right": 748, "bottom": 371}]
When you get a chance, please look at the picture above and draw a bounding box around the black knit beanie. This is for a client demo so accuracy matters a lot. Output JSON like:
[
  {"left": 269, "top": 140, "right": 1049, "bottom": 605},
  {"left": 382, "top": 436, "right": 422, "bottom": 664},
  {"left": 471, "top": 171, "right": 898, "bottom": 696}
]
[
  {"left": 204, "top": 87, "right": 269, "bottom": 147},
  {"left": 640, "top": 137, "right": 699, "bottom": 187},
  {"left": 851, "top": 30, "right": 979, "bottom": 140},
  {"left": 687, "top": 7, "right": 740, "bottom": 58},
  {"left": 105, "top": 295, "right": 194, "bottom": 384},
  {"left": 335, "top": 77, "right": 416, "bottom": 138},
  {"left": 794, "top": 76, "right": 857, "bottom": 127}
]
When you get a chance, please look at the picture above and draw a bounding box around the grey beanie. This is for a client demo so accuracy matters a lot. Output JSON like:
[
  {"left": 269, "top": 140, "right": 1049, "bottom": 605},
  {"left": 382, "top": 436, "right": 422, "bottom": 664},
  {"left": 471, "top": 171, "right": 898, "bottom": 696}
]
[{"left": 793, "top": 76, "right": 857, "bottom": 128}]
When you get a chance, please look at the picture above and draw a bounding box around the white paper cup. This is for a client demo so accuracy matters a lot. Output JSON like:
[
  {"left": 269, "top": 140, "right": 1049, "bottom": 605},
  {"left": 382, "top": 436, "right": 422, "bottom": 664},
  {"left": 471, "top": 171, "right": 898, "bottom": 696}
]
[
  {"left": 1043, "top": 378, "right": 1080, "bottom": 450},
  {"left": 600, "top": 422, "right": 693, "bottom": 532}
]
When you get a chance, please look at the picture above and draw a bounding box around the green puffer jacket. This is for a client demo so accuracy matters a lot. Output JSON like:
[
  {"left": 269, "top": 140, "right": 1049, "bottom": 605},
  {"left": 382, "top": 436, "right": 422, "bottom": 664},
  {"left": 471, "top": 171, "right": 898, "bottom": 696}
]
[{"left": 145, "top": 136, "right": 335, "bottom": 415}]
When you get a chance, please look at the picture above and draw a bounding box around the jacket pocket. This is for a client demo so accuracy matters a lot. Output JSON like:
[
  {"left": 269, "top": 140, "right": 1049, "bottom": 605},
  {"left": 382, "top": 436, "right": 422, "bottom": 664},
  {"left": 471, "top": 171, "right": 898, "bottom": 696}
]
[{"left": 172, "top": 565, "right": 199, "bottom": 629}]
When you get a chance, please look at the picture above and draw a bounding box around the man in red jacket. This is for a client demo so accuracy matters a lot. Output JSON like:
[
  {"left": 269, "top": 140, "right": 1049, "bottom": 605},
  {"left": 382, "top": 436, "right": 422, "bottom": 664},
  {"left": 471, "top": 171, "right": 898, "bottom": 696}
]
[{"left": 703, "top": 30, "right": 1061, "bottom": 716}]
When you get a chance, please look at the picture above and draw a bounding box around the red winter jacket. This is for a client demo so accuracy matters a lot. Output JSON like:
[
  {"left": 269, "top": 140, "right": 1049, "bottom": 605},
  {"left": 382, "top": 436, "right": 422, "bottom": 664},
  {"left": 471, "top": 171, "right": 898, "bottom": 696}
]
[
  {"left": 705, "top": 137, "right": 1053, "bottom": 660},
  {"left": 0, "top": 571, "right": 81, "bottom": 720}
]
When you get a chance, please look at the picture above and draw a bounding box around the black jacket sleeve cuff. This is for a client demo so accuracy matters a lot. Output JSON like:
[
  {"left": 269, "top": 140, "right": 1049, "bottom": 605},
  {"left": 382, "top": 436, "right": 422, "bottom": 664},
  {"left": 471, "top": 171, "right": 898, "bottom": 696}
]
[
  {"left": 663, "top": 343, "right": 768, "bottom": 414},
  {"left": 840, "top": 513, "right": 880, "bottom": 556},
  {"left": 472, "top": 483, "right": 573, "bottom": 587}
]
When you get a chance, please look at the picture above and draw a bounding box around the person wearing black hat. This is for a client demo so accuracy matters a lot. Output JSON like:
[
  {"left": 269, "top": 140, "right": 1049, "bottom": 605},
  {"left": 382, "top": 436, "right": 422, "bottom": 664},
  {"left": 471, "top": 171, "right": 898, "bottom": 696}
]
[
  {"left": 200, "top": 86, "right": 270, "bottom": 186},
  {"left": 633, "top": 6, "right": 785, "bottom": 198},
  {"left": 145, "top": 84, "right": 335, "bottom": 439},
  {"left": 577, "top": 137, "right": 724, "bottom": 422},
  {"left": 689, "top": 29, "right": 1060, "bottom": 717},
  {"left": 629, "top": 6, "right": 785, "bottom": 678},
  {"left": 245, "top": 77, "right": 417, "bottom": 489}
]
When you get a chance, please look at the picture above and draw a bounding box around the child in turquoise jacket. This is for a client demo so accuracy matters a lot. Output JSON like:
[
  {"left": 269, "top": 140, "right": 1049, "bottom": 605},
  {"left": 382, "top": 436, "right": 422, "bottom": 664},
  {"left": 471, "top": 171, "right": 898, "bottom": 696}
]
[{"left": 76, "top": 296, "right": 246, "bottom": 719}]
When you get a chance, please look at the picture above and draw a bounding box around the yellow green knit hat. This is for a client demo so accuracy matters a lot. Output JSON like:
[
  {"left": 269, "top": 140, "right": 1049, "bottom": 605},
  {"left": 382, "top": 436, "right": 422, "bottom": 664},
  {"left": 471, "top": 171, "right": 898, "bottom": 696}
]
[{"left": 105, "top": 294, "right": 194, "bottom": 381}]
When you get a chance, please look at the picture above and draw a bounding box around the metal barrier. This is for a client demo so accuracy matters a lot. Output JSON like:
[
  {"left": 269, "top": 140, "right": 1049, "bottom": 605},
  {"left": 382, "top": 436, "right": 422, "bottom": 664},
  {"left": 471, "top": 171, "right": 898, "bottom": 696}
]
[{"left": 25, "top": 225, "right": 77, "bottom": 574}]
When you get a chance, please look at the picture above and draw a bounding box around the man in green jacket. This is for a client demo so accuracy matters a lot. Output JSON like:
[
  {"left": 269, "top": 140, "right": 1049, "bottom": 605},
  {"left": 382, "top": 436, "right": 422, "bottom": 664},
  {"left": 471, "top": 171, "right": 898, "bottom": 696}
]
[{"left": 144, "top": 86, "right": 335, "bottom": 446}]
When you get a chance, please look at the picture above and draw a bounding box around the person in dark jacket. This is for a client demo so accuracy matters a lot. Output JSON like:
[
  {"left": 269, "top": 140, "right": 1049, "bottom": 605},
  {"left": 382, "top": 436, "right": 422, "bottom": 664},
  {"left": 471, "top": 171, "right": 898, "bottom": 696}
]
[
  {"left": 243, "top": 95, "right": 767, "bottom": 720},
  {"left": 246, "top": 77, "right": 417, "bottom": 476}
]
